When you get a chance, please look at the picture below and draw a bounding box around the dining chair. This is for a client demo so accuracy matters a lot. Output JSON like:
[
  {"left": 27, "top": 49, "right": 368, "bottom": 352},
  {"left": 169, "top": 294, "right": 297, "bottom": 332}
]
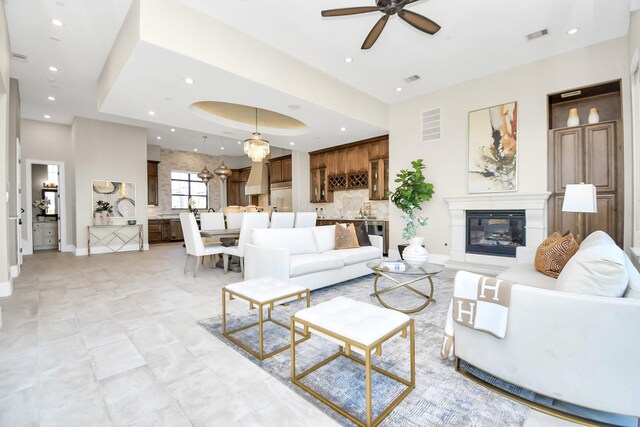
[
  {"left": 270, "top": 212, "right": 295, "bottom": 228},
  {"left": 180, "top": 213, "right": 224, "bottom": 277},
  {"left": 294, "top": 211, "right": 318, "bottom": 228},
  {"left": 200, "top": 212, "right": 225, "bottom": 245},
  {"left": 223, "top": 212, "right": 269, "bottom": 275},
  {"left": 226, "top": 212, "right": 244, "bottom": 229}
]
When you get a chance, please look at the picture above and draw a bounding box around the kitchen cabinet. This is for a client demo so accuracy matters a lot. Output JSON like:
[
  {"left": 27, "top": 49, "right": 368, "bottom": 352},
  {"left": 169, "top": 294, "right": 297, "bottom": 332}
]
[
  {"left": 268, "top": 155, "right": 292, "bottom": 184},
  {"left": 149, "top": 218, "right": 180, "bottom": 243},
  {"left": 310, "top": 167, "right": 332, "bottom": 203},
  {"left": 369, "top": 158, "right": 389, "bottom": 200},
  {"left": 147, "top": 161, "right": 160, "bottom": 206},
  {"left": 227, "top": 167, "right": 257, "bottom": 206},
  {"left": 310, "top": 135, "right": 389, "bottom": 201}
]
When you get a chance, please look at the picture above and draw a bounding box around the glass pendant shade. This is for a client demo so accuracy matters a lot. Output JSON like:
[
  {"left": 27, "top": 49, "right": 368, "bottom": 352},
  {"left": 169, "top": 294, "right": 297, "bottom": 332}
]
[
  {"left": 243, "top": 132, "right": 270, "bottom": 162},
  {"left": 244, "top": 108, "right": 270, "bottom": 162}
]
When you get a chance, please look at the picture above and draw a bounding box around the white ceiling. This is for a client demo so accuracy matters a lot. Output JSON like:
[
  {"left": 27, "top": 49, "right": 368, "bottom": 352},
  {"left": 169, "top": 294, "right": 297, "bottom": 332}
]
[{"left": 5, "top": 0, "right": 633, "bottom": 156}]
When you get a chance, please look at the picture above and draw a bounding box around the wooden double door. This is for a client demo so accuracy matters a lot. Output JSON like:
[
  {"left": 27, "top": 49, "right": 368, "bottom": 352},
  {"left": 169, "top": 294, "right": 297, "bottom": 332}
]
[{"left": 547, "top": 121, "right": 623, "bottom": 246}]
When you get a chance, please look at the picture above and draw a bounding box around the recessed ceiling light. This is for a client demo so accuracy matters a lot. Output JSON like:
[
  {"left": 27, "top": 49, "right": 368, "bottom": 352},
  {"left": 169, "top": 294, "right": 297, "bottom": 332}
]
[
  {"left": 237, "top": 140, "right": 242, "bottom": 144},
  {"left": 396, "top": 87, "right": 403, "bottom": 92},
  {"left": 170, "top": 128, "right": 175, "bottom": 132},
  {"left": 156, "top": 136, "right": 161, "bottom": 140},
  {"left": 47, "top": 96, "right": 56, "bottom": 101},
  {"left": 289, "top": 141, "right": 295, "bottom": 146},
  {"left": 221, "top": 146, "right": 225, "bottom": 150},
  {"left": 44, "top": 115, "right": 51, "bottom": 119},
  {"left": 340, "top": 127, "right": 347, "bottom": 132},
  {"left": 48, "top": 66, "right": 58, "bottom": 72},
  {"left": 148, "top": 111, "right": 155, "bottom": 116},
  {"left": 193, "top": 148, "right": 198, "bottom": 152},
  {"left": 567, "top": 28, "right": 579, "bottom": 35},
  {"left": 51, "top": 19, "right": 63, "bottom": 26},
  {"left": 184, "top": 77, "right": 195, "bottom": 85},
  {"left": 344, "top": 57, "right": 353, "bottom": 63}
]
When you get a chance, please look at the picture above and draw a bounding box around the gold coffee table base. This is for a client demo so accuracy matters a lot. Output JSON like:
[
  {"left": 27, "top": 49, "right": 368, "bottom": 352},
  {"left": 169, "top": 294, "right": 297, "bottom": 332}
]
[{"left": 370, "top": 271, "right": 436, "bottom": 314}]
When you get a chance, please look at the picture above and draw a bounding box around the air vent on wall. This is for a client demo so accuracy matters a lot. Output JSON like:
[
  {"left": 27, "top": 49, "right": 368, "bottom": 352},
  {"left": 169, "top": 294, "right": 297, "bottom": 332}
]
[
  {"left": 11, "top": 52, "right": 27, "bottom": 62},
  {"left": 526, "top": 28, "right": 548, "bottom": 41},
  {"left": 421, "top": 108, "right": 441, "bottom": 143},
  {"left": 404, "top": 74, "right": 421, "bottom": 83}
]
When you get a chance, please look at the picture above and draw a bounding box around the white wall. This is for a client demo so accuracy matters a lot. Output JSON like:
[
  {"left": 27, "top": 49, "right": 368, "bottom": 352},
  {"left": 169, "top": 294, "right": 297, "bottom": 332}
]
[
  {"left": 0, "top": 0, "right": 12, "bottom": 296},
  {"left": 20, "top": 119, "right": 75, "bottom": 247},
  {"left": 72, "top": 118, "right": 148, "bottom": 254},
  {"left": 388, "top": 36, "right": 632, "bottom": 257}
]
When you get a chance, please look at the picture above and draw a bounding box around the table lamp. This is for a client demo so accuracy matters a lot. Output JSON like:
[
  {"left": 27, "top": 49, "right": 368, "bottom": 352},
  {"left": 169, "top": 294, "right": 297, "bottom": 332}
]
[{"left": 562, "top": 182, "right": 597, "bottom": 243}]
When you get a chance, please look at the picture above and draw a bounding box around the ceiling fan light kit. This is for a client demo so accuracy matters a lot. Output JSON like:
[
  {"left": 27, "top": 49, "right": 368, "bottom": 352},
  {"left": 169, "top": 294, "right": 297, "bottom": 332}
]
[{"left": 321, "top": 0, "right": 441, "bottom": 49}]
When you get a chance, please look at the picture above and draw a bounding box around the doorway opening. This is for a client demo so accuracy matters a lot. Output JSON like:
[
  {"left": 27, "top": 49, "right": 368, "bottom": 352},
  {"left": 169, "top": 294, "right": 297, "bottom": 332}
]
[{"left": 26, "top": 160, "right": 66, "bottom": 254}]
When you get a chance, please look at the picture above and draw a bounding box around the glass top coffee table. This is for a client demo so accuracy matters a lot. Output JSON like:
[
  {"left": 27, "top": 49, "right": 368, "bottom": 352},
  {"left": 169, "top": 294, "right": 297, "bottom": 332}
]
[{"left": 367, "top": 260, "right": 444, "bottom": 314}]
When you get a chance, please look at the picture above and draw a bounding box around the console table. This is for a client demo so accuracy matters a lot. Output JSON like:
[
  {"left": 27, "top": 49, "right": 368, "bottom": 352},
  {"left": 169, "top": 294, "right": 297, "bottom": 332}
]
[{"left": 87, "top": 224, "right": 143, "bottom": 256}]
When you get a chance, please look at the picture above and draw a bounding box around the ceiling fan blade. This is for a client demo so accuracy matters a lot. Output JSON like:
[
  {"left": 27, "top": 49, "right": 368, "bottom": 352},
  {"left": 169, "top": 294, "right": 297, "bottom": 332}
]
[
  {"left": 398, "top": 9, "right": 441, "bottom": 35},
  {"left": 398, "top": 0, "right": 422, "bottom": 7},
  {"left": 361, "top": 14, "right": 390, "bottom": 50},
  {"left": 321, "top": 7, "right": 382, "bottom": 17}
]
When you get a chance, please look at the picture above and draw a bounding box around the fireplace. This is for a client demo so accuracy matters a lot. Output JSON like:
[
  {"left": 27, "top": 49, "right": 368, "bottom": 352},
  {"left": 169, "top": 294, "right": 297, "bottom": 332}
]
[{"left": 466, "top": 210, "right": 525, "bottom": 257}]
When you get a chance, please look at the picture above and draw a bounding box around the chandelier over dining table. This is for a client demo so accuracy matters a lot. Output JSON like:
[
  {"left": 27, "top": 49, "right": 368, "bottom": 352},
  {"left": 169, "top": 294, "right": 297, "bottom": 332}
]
[{"left": 244, "top": 107, "right": 270, "bottom": 162}]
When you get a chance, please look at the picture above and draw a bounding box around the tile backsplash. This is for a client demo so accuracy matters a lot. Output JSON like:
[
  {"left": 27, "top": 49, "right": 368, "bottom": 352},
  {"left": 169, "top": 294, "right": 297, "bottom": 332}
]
[{"left": 311, "top": 189, "right": 389, "bottom": 219}]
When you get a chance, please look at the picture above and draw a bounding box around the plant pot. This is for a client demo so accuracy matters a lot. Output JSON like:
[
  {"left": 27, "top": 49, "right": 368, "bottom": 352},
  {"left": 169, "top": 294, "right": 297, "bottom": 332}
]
[{"left": 402, "top": 237, "right": 429, "bottom": 267}]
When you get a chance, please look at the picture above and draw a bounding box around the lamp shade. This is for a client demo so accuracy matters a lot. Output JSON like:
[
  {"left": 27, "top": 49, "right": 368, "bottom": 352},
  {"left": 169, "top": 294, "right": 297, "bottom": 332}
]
[{"left": 562, "top": 183, "right": 597, "bottom": 213}]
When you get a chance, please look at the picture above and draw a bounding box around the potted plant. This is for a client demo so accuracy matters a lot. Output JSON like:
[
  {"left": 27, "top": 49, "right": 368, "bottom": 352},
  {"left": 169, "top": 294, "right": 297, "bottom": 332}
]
[
  {"left": 388, "top": 159, "right": 435, "bottom": 267},
  {"left": 94, "top": 200, "right": 113, "bottom": 225}
]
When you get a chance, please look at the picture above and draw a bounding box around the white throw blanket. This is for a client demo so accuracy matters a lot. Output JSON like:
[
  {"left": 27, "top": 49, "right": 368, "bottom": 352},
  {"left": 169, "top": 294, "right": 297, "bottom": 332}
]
[{"left": 441, "top": 271, "right": 513, "bottom": 360}]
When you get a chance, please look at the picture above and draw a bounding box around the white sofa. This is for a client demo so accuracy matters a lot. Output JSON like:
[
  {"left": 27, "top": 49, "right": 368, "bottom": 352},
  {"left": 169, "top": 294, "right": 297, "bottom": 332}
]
[
  {"left": 454, "top": 231, "right": 640, "bottom": 418},
  {"left": 244, "top": 225, "right": 383, "bottom": 290}
]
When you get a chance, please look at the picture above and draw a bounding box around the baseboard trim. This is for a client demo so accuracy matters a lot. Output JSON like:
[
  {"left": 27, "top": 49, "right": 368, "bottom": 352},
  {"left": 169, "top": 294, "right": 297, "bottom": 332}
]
[
  {"left": 75, "top": 243, "right": 144, "bottom": 257},
  {"left": 0, "top": 279, "right": 13, "bottom": 297},
  {"left": 10, "top": 265, "right": 19, "bottom": 278},
  {"left": 21, "top": 239, "right": 33, "bottom": 256}
]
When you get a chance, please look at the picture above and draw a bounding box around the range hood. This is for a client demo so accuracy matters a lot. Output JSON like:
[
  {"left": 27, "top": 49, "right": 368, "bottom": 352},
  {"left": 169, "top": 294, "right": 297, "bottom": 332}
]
[{"left": 245, "top": 160, "right": 269, "bottom": 195}]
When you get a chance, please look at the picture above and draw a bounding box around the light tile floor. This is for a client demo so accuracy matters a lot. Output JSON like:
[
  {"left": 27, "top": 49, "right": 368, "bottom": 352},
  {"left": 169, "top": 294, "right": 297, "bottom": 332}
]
[{"left": 0, "top": 244, "right": 576, "bottom": 426}]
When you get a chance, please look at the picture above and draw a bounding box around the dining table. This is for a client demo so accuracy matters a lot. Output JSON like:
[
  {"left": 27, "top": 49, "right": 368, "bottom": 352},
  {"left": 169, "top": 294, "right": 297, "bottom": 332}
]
[{"left": 200, "top": 228, "right": 241, "bottom": 271}]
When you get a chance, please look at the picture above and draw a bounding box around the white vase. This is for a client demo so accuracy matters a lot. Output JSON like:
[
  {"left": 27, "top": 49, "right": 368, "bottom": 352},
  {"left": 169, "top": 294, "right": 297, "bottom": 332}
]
[
  {"left": 403, "top": 237, "right": 429, "bottom": 267},
  {"left": 588, "top": 107, "right": 600, "bottom": 124},
  {"left": 567, "top": 108, "right": 580, "bottom": 127}
]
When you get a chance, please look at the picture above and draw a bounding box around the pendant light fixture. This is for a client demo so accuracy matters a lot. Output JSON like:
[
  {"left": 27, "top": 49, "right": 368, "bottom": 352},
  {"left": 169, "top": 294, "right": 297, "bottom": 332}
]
[
  {"left": 214, "top": 136, "right": 233, "bottom": 182},
  {"left": 197, "top": 136, "right": 214, "bottom": 184},
  {"left": 244, "top": 108, "right": 270, "bottom": 162}
]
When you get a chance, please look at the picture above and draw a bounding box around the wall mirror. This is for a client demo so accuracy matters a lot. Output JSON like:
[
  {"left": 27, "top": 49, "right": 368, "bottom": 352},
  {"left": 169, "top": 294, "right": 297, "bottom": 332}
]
[{"left": 42, "top": 189, "right": 58, "bottom": 217}]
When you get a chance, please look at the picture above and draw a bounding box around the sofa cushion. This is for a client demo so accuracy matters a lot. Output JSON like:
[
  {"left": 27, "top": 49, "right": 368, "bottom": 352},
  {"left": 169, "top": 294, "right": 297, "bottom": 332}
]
[
  {"left": 354, "top": 223, "right": 372, "bottom": 247},
  {"left": 624, "top": 252, "right": 640, "bottom": 298},
  {"left": 534, "top": 232, "right": 579, "bottom": 278},
  {"left": 497, "top": 263, "right": 557, "bottom": 290},
  {"left": 556, "top": 238, "right": 628, "bottom": 297},
  {"left": 335, "top": 224, "right": 359, "bottom": 249},
  {"left": 251, "top": 228, "right": 318, "bottom": 255},
  {"left": 323, "top": 246, "right": 380, "bottom": 266},
  {"left": 579, "top": 230, "right": 616, "bottom": 250},
  {"left": 289, "top": 254, "right": 344, "bottom": 277},
  {"left": 312, "top": 225, "right": 335, "bottom": 253}
]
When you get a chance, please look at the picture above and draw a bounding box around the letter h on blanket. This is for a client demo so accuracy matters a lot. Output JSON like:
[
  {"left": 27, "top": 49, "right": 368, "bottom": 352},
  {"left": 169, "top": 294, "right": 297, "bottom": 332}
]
[{"left": 441, "top": 271, "right": 514, "bottom": 360}]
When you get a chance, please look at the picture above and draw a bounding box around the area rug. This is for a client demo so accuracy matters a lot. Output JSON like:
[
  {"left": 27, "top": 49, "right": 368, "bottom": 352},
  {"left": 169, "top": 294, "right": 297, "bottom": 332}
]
[{"left": 198, "top": 274, "right": 531, "bottom": 426}]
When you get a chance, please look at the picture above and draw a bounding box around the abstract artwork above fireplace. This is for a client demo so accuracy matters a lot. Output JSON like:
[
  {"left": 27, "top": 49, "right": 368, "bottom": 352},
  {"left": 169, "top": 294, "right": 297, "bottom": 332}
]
[{"left": 468, "top": 102, "right": 518, "bottom": 193}]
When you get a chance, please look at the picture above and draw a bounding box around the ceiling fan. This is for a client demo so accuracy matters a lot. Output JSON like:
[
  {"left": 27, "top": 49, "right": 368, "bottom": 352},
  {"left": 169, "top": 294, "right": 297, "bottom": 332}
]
[{"left": 321, "top": 0, "right": 441, "bottom": 49}]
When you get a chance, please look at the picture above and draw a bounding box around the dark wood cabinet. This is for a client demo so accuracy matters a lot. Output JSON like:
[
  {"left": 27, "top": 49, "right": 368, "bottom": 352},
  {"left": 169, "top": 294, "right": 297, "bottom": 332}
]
[
  {"left": 281, "top": 156, "right": 292, "bottom": 182},
  {"left": 548, "top": 121, "right": 622, "bottom": 246},
  {"left": 268, "top": 155, "right": 293, "bottom": 185},
  {"left": 310, "top": 135, "right": 388, "bottom": 203},
  {"left": 226, "top": 166, "right": 257, "bottom": 206},
  {"left": 147, "top": 161, "right": 160, "bottom": 206},
  {"left": 148, "top": 219, "right": 164, "bottom": 243}
]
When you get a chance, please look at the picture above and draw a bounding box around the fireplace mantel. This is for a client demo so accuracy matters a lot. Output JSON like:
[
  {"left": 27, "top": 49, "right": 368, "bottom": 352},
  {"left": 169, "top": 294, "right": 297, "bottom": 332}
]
[{"left": 444, "top": 192, "right": 551, "bottom": 274}]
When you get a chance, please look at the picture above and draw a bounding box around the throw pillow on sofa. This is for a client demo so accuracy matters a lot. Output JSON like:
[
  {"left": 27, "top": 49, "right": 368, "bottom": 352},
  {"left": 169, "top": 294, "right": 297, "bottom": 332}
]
[
  {"left": 556, "top": 232, "right": 628, "bottom": 297},
  {"left": 335, "top": 223, "right": 360, "bottom": 249},
  {"left": 354, "top": 223, "right": 372, "bottom": 247},
  {"left": 624, "top": 252, "right": 640, "bottom": 298},
  {"left": 534, "top": 232, "right": 579, "bottom": 278}
]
